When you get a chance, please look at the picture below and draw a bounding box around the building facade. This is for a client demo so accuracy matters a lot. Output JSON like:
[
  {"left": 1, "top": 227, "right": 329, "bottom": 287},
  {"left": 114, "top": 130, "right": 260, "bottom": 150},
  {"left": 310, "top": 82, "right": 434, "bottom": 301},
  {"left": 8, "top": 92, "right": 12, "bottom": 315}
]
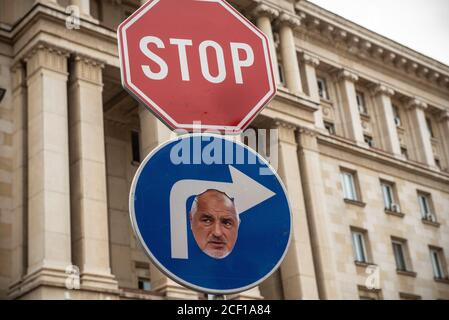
[{"left": 0, "top": 0, "right": 448, "bottom": 300}]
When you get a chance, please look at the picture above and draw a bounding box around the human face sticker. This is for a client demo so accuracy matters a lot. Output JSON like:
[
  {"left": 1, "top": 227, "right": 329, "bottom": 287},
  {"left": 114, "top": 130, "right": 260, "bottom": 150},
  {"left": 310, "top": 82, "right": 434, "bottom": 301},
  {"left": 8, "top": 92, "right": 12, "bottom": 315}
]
[{"left": 190, "top": 190, "right": 240, "bottom": 259}]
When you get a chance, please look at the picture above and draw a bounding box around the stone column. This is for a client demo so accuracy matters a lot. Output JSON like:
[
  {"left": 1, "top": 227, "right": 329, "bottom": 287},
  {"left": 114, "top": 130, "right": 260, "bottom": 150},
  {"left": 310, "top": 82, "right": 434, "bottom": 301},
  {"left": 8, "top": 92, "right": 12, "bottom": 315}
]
[
  {"left": 138, "top": 107, "right": 172, "bottom": 157},
  {"left": 252, "top": 4, "right": 280, "bottom": 85},
  {"left": 300, "top": 53, "right": 324, "bottom": 129},
  {"left": 68, "top": 55, "right": 118, "bottom": 291},
  {"left": 438, "top": 111, "right": 449, "bottom": 170},
  {"left": 296, "top": 127, "right": 340, "bottom": 299},
  {"left": 10, "top": 63, "right": 27, "bottom": 288},
  {"left": 371, "top": 84, "right": 401, "bottom": 156},
  {"left": 405, "top": 98, "right": 436, "bottom": 167},
  {"left": 277, "top": 13, "right": 303, "bottom": 95},
  {"left": 69, "top": 0, "right": 90, "bottom": 15},
  {"left": 336, "top": 69, "right": 365, "bottom": 145},
  {"left": 275, "top": 121, "right": 319, "bottom": 300},
  {"left": 138, "top": 108, "right": 199, "bottom": 299},
  {"left": 24, "top": 44, "right": 72, "bottom": 283}
]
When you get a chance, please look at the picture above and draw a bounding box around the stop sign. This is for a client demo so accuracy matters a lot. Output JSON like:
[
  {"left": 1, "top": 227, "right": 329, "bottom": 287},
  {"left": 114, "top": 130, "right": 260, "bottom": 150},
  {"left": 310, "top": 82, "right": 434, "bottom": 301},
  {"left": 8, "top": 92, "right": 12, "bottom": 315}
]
[{"left": 118, "top": 0, "right": 276, "bottom": 133}]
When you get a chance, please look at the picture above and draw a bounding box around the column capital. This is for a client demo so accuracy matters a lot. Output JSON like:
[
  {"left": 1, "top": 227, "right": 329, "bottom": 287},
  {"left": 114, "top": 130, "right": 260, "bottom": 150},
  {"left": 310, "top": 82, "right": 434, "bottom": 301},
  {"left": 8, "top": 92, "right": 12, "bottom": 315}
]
[
  {"left": 297, "top": 126, "right": 319, "bottom": 150},
  {"left": 11, "top": 62, "right": 26, "bottom": 91},
  {"left": 406, "top": 98, "right": 428, "bottom": 111},
  {"left": 24, "top": 42, "right": 69, "bottom": 76},
  {"left": 71, "top": 54, "right": 105, "bottom": 85},
  {"left": 275, "top": 119, "right": 297, "bottom": 145},
  {"left": 336, "top": 69, "right": 359, "bottom": 82},
  {"left": 251, "top": 3, "right": 279, "bottom": 20},
  {"left": 300, "top": 52, "right": 320, "bottom": 67},
  {"left": 277, "top": 12, "right": 301, "bottom": 30},
  {"left": 298, "top": 126, "right": 318, "bottom": 138},
  {"left": 275, "top": 119, "right": 297, "bottom": 130},
  {"left": 439, "top": 110, "right": 449, "bottom": 122},
  {"left": 371, "top": 84, "right": 395, "bottom": 97}
]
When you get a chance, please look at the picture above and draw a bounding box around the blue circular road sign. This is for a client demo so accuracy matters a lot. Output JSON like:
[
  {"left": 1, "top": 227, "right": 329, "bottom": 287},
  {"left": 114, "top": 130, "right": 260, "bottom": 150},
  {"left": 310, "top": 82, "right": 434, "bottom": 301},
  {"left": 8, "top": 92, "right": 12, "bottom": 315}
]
[{"left": 129, "top": 134, "right": 291, "bottom": 294}]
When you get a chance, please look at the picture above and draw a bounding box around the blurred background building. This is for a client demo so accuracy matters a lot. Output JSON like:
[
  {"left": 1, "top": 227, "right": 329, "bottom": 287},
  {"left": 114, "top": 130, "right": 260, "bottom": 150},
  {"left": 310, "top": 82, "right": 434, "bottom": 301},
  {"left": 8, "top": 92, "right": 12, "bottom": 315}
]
[{"left": 0, "top": 0, "right": 448, "bottom": 300}]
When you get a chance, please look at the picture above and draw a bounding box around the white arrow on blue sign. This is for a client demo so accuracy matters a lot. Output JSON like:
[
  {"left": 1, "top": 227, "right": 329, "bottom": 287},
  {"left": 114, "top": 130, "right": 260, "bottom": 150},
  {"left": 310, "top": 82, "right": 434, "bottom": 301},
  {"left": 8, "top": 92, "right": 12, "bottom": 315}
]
[{"left": 129, "top": 134, "right": 292, "bottom": 294}]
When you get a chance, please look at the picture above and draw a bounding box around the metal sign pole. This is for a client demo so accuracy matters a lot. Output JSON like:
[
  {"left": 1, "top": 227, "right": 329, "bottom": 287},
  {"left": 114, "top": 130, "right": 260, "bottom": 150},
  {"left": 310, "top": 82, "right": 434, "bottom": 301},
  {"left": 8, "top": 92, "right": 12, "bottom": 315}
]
[{"left": 208, "top": 294, "right": 226, "bottom": 300}]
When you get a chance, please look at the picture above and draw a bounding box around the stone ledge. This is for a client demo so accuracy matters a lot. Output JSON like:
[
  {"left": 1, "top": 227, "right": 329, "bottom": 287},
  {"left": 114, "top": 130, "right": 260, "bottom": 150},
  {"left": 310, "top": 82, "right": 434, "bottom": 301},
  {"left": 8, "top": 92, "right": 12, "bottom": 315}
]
[
  {"left": 421, "top": 218, "right": 441, "bottom": 228},
  {"left": 119, "top": 287, "right": 165, "bottom": 300},
  {"left": 344, "top": 198, "right": 367, "bottom": 208},
  {"left": 274, "top": 87, "right": 320, "bottom": 113},
  {"left": 434, "top": 277, "right": 449, "bottom": 285},
  {"left": 396, "top": 270, "right": 417, "bottom": 278},
  {"left": 385, "top": 209, "right": 405, "bottom": 218},
  {"left": 354, "top": 261, "right": 377, "bottom": 268}
]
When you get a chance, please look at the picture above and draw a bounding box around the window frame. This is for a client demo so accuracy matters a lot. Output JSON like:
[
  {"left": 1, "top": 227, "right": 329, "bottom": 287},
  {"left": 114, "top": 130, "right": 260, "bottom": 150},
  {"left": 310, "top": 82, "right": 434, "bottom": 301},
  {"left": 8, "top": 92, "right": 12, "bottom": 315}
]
[
  {"left": 418, "top": 191, "right": 436, "bottom": 221},
  {"left": 380, "top": 181, "right": 398, "bottom": 211},
  {"left": 341, "top": 170, "right": 358, "bottom": 201},
  {"left": 317, "top": 77, "right": 329, "bottom": 100},
  {"left": 429, "top": 247, "right": 447, "bottom": 279},
  {"left": 392, "top": 104, "right": 401, "bottom": 127},
  {"left": 351, "top": 230, "right": 368, "bottom": 263},
  {"left": 356, "top": 90, "right": 368, "bottom": 115},
  {"left": 392, "top": 240, "right": 408, "bottom": 272}
]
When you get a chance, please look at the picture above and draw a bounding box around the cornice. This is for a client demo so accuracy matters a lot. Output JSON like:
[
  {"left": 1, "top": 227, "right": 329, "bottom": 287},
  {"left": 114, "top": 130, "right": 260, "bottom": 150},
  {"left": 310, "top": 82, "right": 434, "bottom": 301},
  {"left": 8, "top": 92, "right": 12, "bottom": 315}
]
[
  {"left": 317, "top": 133, "right": 449, "bottom": 189},
  {"left": 296, "top": 1, "right": 449, "bottom": 93}
]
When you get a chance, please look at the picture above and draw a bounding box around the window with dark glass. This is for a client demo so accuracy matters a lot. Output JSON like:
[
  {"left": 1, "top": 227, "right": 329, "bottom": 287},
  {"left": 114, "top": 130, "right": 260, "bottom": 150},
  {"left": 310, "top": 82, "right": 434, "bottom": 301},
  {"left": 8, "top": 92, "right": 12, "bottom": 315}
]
[
  {"left": 131, "top": 131, "right": 141, "bottom": 163},
  {"left": 317, "top": 77, "right": 329, "bottom": 100},
  {"left": 324, "top": 121, "right": 336, "bottom": 135},
  {"left": 426, "top": 117, "right": 434, "bottom": 138},
  {"left": 356, "top": 91, "right": 368, "bottom": 114},
  {"left": 364, "top": 135, "right": 374, "bottom": 148}
]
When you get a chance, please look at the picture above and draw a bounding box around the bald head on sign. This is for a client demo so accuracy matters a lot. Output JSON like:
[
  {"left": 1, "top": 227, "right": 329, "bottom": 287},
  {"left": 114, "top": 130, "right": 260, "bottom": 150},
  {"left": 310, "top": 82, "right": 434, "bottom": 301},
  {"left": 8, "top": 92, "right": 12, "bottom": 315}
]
[{"left": 189, "top": 190, "right": 240, "bottom": 259}]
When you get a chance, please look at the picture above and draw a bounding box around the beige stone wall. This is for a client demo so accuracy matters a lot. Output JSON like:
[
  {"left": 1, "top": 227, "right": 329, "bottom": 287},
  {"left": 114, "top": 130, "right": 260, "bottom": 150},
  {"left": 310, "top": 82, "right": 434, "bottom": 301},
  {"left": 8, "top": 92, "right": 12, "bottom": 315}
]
[
  {"left": 0, "top": 55, "right": 13, "bottom": 299},
  {"left": 318, "top": 147, "right": 449, "bottom": 299},
  {"left": 104, "top": 119, "right": 151, "bottom": 291}
]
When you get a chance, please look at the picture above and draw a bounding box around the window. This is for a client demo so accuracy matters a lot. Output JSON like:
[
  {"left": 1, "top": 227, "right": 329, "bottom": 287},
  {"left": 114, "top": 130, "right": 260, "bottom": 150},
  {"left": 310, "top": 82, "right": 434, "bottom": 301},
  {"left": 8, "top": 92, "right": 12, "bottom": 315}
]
[
  {"left": 401, "top": 147, "right": 408, "bottom": 160},
  {"left": 131, "top": 131, "right": 141, "bottom": 163},
  {"left": 418, "top": 192, "right": 436, "bottom": 222},
  {"left": 351, "top": 230, "right": 369, "bottom": 263},
  {"left": 135, "top": 262, "right": 151, "bottom": 291},
  {"left": 356, "top": 91, "right": 368, "bottom": 114},
  {"left": 138, "top": 278, "right": 152, "bottom": 291},
  {"left": 324, "top": 121, "right": 336, "bottom": 135},
  {"left": 364, "top": 135, "right": 374, "bottom": 148},
  {"left": 341, "top": 170, "right": 358, "bottom": 201},
  {"left": 278, "top": 63, "right": 285, "bottom": 85},
  {"left": 317, "top": 77, "right": 329, "bottom": 100},
  {"left": 429, "top": 247, "right": 447, "bottom": 279},
  {"left": 392, "top": 238, "right": 411, "bottom": 272},
  {"left": 435, "top": 158, "right": 441, "bottom": 170},
  {"left": 381, "top": 181, "right": 399, "bottom": 212},
  {"left": 392, "top": 104, "right": 401, "bottom": 127},
  {"left": 426, "top": 117, "right": 434, "bottom": 138}
]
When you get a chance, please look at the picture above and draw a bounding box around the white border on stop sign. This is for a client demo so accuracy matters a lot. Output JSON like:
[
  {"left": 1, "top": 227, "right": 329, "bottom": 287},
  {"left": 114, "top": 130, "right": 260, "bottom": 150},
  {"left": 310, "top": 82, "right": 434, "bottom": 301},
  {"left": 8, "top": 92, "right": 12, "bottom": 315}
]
[{"left": 117, "top": 0, "right": 276, "bottom": 134}]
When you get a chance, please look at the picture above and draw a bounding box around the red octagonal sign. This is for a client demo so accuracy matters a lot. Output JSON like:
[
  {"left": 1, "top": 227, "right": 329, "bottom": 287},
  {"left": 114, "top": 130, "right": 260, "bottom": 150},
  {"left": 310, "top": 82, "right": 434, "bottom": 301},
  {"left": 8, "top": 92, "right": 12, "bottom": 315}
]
[{"left": 118, "top": 0, "right": 276, "bottom": 133}]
